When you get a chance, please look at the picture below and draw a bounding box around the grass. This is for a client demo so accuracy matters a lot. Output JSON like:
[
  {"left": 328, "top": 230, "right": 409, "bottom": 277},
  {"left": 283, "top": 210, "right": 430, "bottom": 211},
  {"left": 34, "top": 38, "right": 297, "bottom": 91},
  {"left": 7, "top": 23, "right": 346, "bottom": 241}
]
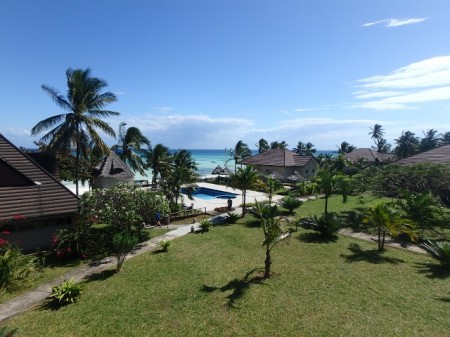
[{"left": 3, "top": 222, "right": 449, "bottom": 336}]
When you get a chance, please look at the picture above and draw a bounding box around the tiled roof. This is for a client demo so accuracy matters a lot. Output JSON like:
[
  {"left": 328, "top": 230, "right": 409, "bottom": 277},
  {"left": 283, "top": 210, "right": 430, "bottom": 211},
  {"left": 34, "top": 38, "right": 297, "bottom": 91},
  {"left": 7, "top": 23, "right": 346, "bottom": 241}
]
[
  {"left": 239, "top": 149, "right": 315, "bottom": 167},
  {"left": 396, "top": 144, "right": 450, "bottom": 165},
  {"left": 93, "top": 151, "right": 135, "bottom": 179},
  {"left": 0, "top": 134, "right": 79, "bottom": 222},
  {"left": 344, "top": 148, "right": 397, "bottom": 162}
]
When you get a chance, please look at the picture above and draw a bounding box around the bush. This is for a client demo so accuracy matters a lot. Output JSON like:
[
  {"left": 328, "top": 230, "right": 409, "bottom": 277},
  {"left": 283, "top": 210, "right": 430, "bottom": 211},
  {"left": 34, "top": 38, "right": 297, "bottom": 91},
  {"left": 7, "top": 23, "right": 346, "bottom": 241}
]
[
  {"left": 158, "top": 240, "right": 172, "bottom": 252},
  {"left": 299, "top": 213, "right": 343, "bottom": 237},
  {"left": 199, "top": 220, "right": 213, "bottom": 232},
  {"left": 0, "top": 245, "right": 36, "bottom": 292},
  {"left": 112, "top": 232, "right": 138, "bottom": 272},
  {"left": 226, "top": 212, "right": 240, "bottom": 224},
  {"left": 420, "top": 240, "right": 450, "bottom": 268},
  {"left": 50, "top": 278, "right": 83, "bottom": 305},
  {"left": 0, "top": 326, "right": 18, "bottom": 337},
  {"left": 278, "top": 196, "right": 303, "bottom": 214}
]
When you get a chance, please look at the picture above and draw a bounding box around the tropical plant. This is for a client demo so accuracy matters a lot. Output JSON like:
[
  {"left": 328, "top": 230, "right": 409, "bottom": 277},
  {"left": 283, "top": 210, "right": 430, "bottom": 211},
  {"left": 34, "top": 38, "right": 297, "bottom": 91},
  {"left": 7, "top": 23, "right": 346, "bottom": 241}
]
[
  {"left": 263, "top": 177, "right": 282, "bottom": 205},
  {"left": 158, "top": 240, "right": 172, "bottom": 252},
  {"left": 293, "top": 141, "right": 316, "bottom": 156},
  {"left": 0, "top": 245, "right": 36, "bottom": 292},
  {"left": 31, "top": 68, "right": 119, "bottom": 196},
  {"left": 0, "top": 326, "right": 18, "bottom": 337},
  {"left": 375, "top": 137, "right": 392, "bottom": 154},
  {"left": 199, "top": 219, "right": 213, "bottom": 232},
  {"left": 228, "top": 165, "right": 263, "bottom": 215},
  {"left": 394, "top": 130, "right": 419, "bottom": 159},
  {"left": 226, "top": 140, "right": 252, "bottom": 173},
  {"left": 369, "top": 123, "right": 384, "bottom": 147},
  {"left": 363, "top": 203, "right": 416, "bottom": 251},
  {"left": 112, "top": 232, "right": 138, "bottom": 272},
  {"left": 253, "top": 200, "right": 289, "bottom": 278},
  {"left": 256, "top": 138, "right": 270, "bottom": 153},
  {"left": 315, "top": 168, "right": 335, "bottom": 214},
  {"left": 112, "top": 122, "right": 150, "bottom": 176},
  {"left": 270, "top": 140, "right": 289, "bottom": 149},
  {"left": 419, "top": 129, "right": 441, "bottom": 152},
  {"left": 146, "top": 144, "right": 172, "bottom": 187},
  {"left": 440, "top": 131, "right": 450, "bottom": 145},
  {"left": 278, "top": 196, "right": 303, "bottom": 214},
  {"left": 420, "top": 240, "right": 450, "bottom": 268},
  {"left": 334, "top": 175, "right": 353, "bottom": 203},
  {"left": 299, "top": 213, "right": 342, "bottom": 237},
  {"left": 337, "top": 141, "right": 356, "bottom": 154},
  {"left": 226, "top": 212, "right": 240, "bottom": 224},
  {"left": 50, "top": 278, "right": 84, "bottom": 305}
]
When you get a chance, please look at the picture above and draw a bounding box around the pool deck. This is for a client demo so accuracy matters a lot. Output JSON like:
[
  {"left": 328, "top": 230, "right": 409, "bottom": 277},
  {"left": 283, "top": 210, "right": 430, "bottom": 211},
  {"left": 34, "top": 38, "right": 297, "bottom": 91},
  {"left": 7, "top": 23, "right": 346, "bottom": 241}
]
[{"left": 184, "top": 182, "right": 282, "bottom": 212}]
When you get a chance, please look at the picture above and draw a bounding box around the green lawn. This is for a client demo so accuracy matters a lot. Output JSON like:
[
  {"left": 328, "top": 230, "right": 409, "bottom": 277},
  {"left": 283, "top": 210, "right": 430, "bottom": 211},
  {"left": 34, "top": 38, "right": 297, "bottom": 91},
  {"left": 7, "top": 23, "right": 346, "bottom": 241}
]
[{"left": 3, "top": 222, "right": 449, "bottom": 336}]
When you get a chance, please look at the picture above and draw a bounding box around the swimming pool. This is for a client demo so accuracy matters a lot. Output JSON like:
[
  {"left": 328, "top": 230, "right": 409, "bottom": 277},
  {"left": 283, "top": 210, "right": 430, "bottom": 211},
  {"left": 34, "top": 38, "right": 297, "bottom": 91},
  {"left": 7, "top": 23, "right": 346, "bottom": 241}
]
[{"left": 181, "top": 187, "right": 238, "bottom": 200}]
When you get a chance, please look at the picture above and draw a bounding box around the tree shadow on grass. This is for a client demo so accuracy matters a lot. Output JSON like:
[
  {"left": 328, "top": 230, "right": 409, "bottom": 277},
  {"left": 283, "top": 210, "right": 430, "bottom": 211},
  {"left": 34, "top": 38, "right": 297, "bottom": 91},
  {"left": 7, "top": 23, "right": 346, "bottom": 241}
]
[
  {"left": 415, "top": 262, "right": 450, "bottom": 279},
  {"left": 340, "top": 243, "right": 404, "bottom": 264},
  {"left": 201, "top": 268, "right": 265, "bottom": 308},
  {"left": 297, "top": 232, "right": 338, "bottom": 244},
  {"left": 243, "top": 219, "right": 261, "bottom": 228},
  {"left": 84, "top": 269, "right": 115, "bottom": 283}
]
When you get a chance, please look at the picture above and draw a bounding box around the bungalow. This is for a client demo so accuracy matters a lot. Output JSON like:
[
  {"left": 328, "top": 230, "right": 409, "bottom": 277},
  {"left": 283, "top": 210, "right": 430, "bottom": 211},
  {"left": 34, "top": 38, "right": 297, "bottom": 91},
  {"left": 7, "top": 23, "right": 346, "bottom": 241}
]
[
  {"left": 239, "top": 149, "right": 318, "bottom": 182},
  {"left": 92, "top": 151, "right": 135, "bottom": 189},
  {"left": 395, "top": 144, "right": 450, "bottom": 165},
  {"left": 0, "top": 134, "right": 79, "bottom": 250},
  {"left": 344, "top": 148, "right": 397, "bottom": 165}
]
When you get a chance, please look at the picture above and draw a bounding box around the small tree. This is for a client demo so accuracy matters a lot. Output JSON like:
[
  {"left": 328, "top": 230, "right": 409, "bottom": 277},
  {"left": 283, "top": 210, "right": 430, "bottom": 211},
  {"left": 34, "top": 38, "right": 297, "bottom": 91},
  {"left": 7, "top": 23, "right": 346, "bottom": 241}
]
[
  {"left": 315, "top": 168, "right": 335, "bottom": 214},
  {"left": 228, "top": 166, "right": 263, "bottom": 215},
  {"left": 278, "top": 196, "right": 303, "bottom": 214},
  {"left": 253, "top": 200, "right": 289, "bottom": 278},
  {"left": 112, "top": 232, "right": 138, "bottom": 273}
]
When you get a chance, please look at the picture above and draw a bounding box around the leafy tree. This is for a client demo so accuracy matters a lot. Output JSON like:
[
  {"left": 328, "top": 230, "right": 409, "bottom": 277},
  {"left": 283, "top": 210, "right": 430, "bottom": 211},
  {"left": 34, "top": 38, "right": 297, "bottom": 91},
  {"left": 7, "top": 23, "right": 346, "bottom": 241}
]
[
  {"left": 112, "top": 232, "right": 138, "bottom": 272},
  {"left": 146, "top": 144, "right": 172, "bottom": 187},
  {"left": 112, "top": 122, "right": 150, "bottom": 176},
  {"left": 420, "top": 129, "right": 440, "bottom": 152},
  {"left": 256, "top": 138, "right": 270, "bottom": 153},
  {"left": 226, "top": 140, "right": 252, "bottom": 173},
  {"left": 337, "top": 141, "right": 356, "bottom": 154},
  {"left": 228, "top": 165, "right": 263, "bottom": 215},
  {"left": 0, "top": 245, "right": 36, "bottom": 292},
  {"left": 394, "top": 130, "right": 419, "bottom": 159},
  {"left": 31, "top": 68, "right": 119, "bottom": 196},
  {"left": 253, "top": 200, "right": 289, "bottom": 278}
]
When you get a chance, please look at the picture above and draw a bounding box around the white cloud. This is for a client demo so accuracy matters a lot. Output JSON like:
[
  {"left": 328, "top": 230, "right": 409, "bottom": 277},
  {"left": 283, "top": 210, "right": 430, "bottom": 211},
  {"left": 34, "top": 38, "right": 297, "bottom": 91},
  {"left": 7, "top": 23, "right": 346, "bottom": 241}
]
[
  {"left": 353, "top": 55, "right": 450, "bottom": 110},
  {"left": 362, "top": 18, "right": 427, "bottom": 28}
]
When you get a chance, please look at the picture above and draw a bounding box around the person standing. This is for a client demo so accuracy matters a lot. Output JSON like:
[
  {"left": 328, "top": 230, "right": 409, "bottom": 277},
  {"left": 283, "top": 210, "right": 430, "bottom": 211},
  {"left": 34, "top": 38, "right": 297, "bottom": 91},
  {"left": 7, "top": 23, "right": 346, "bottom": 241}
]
[{"left": 227, "top": 198, "right": 233, "bottom": 211}]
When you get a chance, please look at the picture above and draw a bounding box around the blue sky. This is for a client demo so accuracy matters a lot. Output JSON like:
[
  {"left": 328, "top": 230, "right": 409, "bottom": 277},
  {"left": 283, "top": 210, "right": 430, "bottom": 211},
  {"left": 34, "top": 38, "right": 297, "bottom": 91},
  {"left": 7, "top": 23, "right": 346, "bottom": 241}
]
[{"left": 1, "top": 0, "right": 449, "bottom": 150}]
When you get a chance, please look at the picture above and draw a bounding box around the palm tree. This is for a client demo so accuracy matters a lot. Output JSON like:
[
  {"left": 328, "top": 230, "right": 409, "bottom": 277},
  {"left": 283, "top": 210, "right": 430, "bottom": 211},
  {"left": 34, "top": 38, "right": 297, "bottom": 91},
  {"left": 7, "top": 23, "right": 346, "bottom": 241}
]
[
  {"left": 293, "top": 141, "right": 306, "bottom": 155},
  {"left": 270, "top": 141, "right": 288, "bottom": 149},
  {"left": 440, "top": 131, "right": 450, "bottom": 145},
  {"left": 228, "top": 165, "right": 262, "bottom": 215},
  {"left": 375, "top": 138, "right": 391, "bottom": 154},
  {"left": 256, "top": 138, "right": 270, "bottom": 153},
  {"left": 315, "top": 168, "right": 335, "bottom": 214},
  {"left": 420, "top": 129, "right": 440, "bottom": 152},
  {"left": 31, "top": 68, "right": 119, "bottom": 196},
  {"left": 146, "top": 144, "right": 172, "bottom": 187},
  {"left": 226, "top": 140, "right": 252, "bottom": 173},
  {"left": 263, "top": 177, "right": 282, "bottom": 205},
  {"left": 304, "top": 142, "right": 316, "bottom": 156},
  {"left": 368, "top": 124, "right": 385, "bottom": 147},
  {"left": 394, "top": 131, "right": 419, "bottom": 158},
  {"left": 112, "top": 122, "right": 150, "bottom": 176},
  {"left": 337, "top": 141, "right": 356, "bottom": 154}
]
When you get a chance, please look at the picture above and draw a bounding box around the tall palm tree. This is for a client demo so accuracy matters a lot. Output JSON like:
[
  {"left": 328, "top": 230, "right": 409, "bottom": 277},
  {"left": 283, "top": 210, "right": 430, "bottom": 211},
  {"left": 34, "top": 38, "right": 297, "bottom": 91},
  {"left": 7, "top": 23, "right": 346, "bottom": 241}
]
[
  {"left": 228, "top": 165, "right": 262, "bottom": 215},
  {"left": 420, "top": 129, "right": 440, "bottom": 152},
  {"left": 394, "top": 131, "right": 419, "bottom": 158},
  {"left": 293, "top": 141, "right": 306, "bottom": 155},
  {"left": 31, "top": 68, "right": 119, "bottom": 196},
  {"left": 146, "top": 144, "right": 172, "bottom": 186},
  {"left": 226, "top": 140, "right": 252, "bottom": 173},
  {"left": 270, "top": 141, "right": 288, "bottom": 149},
  {"left": 112, "top": 122, "right": 150, "bottom": 176},
  {"left": 337, "top": 141, "right": 356, "bottom": 154},
  {"left": 440, "top": 131, "right": 450, "bottom": 145},
  {"left": 256, "top": 138, "right": 270, "bottom": 153},
  {"left": 368, "top": 124, "right": 385, "bottom": 146},
  {"left": 375, "top": 138, "right": 391, "bottom": 154}
]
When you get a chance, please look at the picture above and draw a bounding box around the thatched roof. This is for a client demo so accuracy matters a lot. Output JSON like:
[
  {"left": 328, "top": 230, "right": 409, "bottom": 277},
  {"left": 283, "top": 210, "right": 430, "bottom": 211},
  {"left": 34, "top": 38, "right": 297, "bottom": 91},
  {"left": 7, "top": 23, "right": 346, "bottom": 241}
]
[
  {"left": 0, "top": 134, "right": 79, "bottom": 222},
  {"left": 239, "top": 149, "right": 315, "bottom": 167},
  {"left": 212, "top": 165, "right": 233, "bottom": 175},
  {"left": 93, "top": 151, "right": 135, "bottom": 179},
  {"left": 344, "top": 148, "right": 397, "bottom": 163},
  {"left": 396, "top": 144, "right": 450, "bottom": 165}
]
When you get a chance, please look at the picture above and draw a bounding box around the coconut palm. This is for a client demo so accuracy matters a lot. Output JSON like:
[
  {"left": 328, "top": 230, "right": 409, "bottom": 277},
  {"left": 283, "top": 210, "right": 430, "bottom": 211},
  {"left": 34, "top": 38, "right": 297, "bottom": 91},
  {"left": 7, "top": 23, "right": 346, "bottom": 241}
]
[
  {"left": 256, "top": 138, "right": 270, "bottom": 153},
  {"left": 226, "top": 140, "right": 252, "bottom": 173},
  {"left": 440, "top": 131, "right": 450, "bottom": 145},
  {"left": 315, "top": 168, "right": 335, "bottom": 214},
  {"left": 112, "top": 122, "right": 150, "bottom": 176},
  {"left": 394, "top": 131, "right": 419, "bottom": 158},
  {"left": 337, "top": 141, "right": 356, "bottom": 154},
  {"left": 146, "top": 144, "right": 172, "bottom": 187},
  {"left": 368, "top": 124, "right": 385, "bottom": 146},
  {"left": 420, "top": 129, "right": 440, "bottom": 152},
  {"left": 31, "top": 68, "right": 119, "bottom": 196},
  {"left": 228, "top": 165, "right": 263, "bottom": 215},
  {"left": 270, "top": 141, "right": 288, "bottom": 149},
  {"left": 375, "top": 137, "right": 392, "bottom": 154}
]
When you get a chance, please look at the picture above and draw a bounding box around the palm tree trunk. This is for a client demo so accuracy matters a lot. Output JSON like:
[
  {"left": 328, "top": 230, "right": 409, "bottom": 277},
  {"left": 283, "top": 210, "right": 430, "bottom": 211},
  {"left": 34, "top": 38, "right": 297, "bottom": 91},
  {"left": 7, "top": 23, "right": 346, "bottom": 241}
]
[
  {"left": 242, "top": 191, "right": 246, "bottom": 215},
  {"left": 324, "top": 194, "right": 329, "bottom": 214},
  {"left": 264, "top": 245, "right": 271, "bottom": 278},
  {"left": 75, "top": 123, "right": 80, "bottom": 197}
]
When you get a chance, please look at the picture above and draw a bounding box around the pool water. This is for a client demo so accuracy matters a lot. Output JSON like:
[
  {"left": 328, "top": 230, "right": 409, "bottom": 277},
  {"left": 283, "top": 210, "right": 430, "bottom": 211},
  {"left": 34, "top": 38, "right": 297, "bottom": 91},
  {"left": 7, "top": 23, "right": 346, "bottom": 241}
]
[{"left": 181, "top": 187, "right": 238, "bottom": 200}]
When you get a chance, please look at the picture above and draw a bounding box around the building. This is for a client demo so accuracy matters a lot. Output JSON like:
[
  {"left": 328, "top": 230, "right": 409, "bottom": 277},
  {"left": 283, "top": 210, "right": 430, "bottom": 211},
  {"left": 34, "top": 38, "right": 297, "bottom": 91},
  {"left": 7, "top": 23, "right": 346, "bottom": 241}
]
[
  {"left": 239, "top": 149, "right": 318, "bottom": 182},
  {"left": 92, "top": 151, "right": 135, "bottom": 189},
  {"left": 0, "top": 134, "right": 79, "bottom": 250},
  {"left": 395, "top": 144, "right": 450, "bottom": 165},
  {"left": 344, "top": 148, "right": 397, "bottom": 164}
]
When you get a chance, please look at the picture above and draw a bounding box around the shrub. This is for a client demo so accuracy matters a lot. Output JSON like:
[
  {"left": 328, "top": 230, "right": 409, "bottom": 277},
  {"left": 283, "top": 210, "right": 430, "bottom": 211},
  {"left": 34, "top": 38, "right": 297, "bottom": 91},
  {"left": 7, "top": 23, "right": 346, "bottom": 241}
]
[
  {"left": 226, "top": 212, "right": 240, "bottom": 224},
  {"left": 158, "top": 240, "right": 172, "bottom": 252},
  {"left": 112, "top": 232, "right": 138, "bottom": 272},
  {"left": 0, "top": 326, "right": 18, "bottom": 337},
  {"left": 50, "top": 278, "right": 83, "bottom": 305},
  {"left": 278, "top": 196, "right": 303, "bottom": 214},
  {"left": 199, "top": 219, "right": 213, "bottom": 232},
  {"left": 0, "top": 245, "right": 36, "bottom": 292},
  {"left": 299, "top": 213, "right": 343, "bottom": 237},
  {"left": 420, "top": 240, "right": 450, "bottom": 268}
]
